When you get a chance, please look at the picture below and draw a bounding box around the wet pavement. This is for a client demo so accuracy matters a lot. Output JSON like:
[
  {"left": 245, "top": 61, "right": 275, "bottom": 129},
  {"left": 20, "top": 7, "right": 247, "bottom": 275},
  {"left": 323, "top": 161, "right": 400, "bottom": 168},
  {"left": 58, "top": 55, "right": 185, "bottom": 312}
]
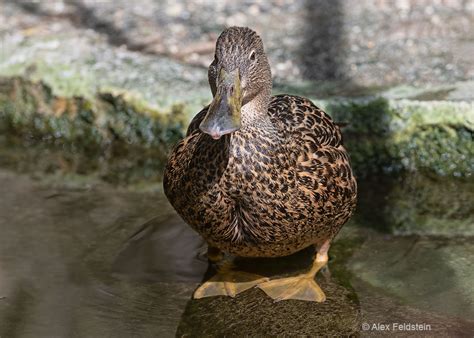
[{"left": 0, "top": 167, "right": 473, "bottom": 336}]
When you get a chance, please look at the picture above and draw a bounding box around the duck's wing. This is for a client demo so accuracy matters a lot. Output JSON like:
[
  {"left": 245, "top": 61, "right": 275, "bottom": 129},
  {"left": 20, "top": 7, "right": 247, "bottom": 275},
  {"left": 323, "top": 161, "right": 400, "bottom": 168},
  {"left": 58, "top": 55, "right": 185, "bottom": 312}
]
[
  {"left": 269, "top": 94, "right": 357, "bottom": 225},
  {"left": 268, "top": 94, "right": 343, "bottom": 148},
  {"left": 186, "top": 106, "right": 209, "bottom": 136}
]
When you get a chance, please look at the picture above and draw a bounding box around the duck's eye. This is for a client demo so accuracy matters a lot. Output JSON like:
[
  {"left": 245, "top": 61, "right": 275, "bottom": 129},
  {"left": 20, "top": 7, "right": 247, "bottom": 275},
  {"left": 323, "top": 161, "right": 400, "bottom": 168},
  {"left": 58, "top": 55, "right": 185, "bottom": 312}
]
[{"left": 249, "top": 50, "right": 256, "bottom": 61}]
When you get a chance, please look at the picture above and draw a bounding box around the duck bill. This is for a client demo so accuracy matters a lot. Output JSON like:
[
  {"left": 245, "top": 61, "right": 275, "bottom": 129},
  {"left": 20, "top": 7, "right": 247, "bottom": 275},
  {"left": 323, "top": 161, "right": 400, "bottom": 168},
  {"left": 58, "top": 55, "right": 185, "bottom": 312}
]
[{"left": 199, "top": 68, "right": 242, "bottom": 140}]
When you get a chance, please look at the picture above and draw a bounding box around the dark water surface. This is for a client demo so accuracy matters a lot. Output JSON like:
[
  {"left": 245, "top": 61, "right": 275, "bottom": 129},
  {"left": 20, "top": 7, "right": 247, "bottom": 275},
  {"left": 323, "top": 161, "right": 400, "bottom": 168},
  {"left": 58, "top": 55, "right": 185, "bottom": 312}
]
[{"left": 0, "top": 140, "right": 473, "bottom": 336}]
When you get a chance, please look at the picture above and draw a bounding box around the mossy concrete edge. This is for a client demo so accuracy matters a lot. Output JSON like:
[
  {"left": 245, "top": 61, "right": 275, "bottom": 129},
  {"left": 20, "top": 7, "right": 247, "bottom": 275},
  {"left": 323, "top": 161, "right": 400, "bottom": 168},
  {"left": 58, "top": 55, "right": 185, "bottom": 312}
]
[{"left": 0, "top": 76, "right": 473, "bottom": 178}]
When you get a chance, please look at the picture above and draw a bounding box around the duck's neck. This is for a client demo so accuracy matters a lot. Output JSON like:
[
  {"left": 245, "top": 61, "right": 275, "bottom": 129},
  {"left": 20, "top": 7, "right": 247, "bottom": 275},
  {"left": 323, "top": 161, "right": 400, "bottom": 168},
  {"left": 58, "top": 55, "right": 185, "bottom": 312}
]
[{"left": 241, "top": 90, "right": 272, "bottom": 128}]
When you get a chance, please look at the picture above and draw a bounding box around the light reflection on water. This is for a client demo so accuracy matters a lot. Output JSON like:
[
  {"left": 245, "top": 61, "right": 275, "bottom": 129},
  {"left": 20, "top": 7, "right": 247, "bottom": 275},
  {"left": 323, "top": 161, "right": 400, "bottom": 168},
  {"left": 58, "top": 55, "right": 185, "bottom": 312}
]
[
  {"left": 0, "top": 148, "right": 473, "bottom": 335},
  {"left": 113, "top": 215, "right": 208, "bottom": 283}
]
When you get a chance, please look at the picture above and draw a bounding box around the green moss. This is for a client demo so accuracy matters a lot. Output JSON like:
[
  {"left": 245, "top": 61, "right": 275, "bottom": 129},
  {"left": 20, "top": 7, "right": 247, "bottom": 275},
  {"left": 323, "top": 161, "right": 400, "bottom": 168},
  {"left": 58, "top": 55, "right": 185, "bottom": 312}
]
[
  {"left": 0, "top": 61, "right": 96, "bottom": 100},
  {"left": 0, "top": 33, "right": 211, "bottom": 120},
  {"left": 326, "top": 98, "right": 400, "bottom": 175},
  {"left": 396, "top": 125, "right": 473, "bottom": 176},
  {"left": 0, "top": 76, "right": 186, "bottom": 155},
  {"left": 1, "top": 75, "right": 473, "bottom": 178},
  {"left": 325, "top": 98, "right": 474, "bottom": 177}
]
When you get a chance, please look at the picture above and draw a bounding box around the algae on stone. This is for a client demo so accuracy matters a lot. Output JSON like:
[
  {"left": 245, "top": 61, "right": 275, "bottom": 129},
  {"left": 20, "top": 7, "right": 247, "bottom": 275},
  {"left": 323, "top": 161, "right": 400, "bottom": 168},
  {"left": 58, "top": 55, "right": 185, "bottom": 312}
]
[
  {"left": 0, "top": 77, "right": 186, "bottom": 150},
  {"left": 1, "top": 28, "right": 474, "bottom": 178},
  {"left": 325, "top": 98, "right": 474, "bottom": 177},
  {"left": 0, "top": 30, "right": 211, "bottom": 115}
]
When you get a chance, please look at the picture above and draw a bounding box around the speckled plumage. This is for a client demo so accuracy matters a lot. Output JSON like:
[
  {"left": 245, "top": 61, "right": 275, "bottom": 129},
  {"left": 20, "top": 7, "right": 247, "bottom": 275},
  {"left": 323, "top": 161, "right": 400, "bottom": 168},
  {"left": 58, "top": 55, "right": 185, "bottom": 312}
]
[
  {"left": 163, "top": 27, "right": 357, "bottom": 258},
  {"left": 164, "top": 93, "right": 357, "bottom": 257}
]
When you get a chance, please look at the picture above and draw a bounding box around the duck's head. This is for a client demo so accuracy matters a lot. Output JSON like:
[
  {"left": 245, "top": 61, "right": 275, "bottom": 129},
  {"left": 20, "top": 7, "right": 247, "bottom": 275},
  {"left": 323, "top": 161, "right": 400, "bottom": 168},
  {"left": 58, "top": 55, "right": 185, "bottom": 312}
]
[{"left": 199, "top": 26, "right": 272, "bottom": 140}]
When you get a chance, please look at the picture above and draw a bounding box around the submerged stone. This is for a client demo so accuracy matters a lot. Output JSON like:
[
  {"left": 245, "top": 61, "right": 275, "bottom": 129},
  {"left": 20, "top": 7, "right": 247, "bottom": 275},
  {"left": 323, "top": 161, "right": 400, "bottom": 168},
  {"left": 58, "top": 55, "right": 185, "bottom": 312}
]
[
  {"left": 348, "top": 231, "right": 474, "bottom": 322},
  {"left": 176, "top": 280, "right": 360, "bottom": 336},
  {"left": 356, "top": 173, "right": 474, "bottom": 236}
]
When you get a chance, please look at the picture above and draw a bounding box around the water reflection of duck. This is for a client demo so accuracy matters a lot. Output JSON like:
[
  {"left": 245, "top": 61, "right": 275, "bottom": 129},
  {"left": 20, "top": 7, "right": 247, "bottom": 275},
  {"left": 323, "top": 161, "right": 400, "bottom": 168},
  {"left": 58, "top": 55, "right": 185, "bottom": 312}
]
[{"left": 163, "top": 27, "right": 357, "bottom": 302}]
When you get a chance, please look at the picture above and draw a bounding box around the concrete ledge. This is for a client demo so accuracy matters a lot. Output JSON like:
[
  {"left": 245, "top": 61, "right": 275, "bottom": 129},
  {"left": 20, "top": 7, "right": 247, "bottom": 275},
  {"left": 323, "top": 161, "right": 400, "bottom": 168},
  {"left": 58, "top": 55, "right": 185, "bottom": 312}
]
[{"left": 1, "top": 76, "right": 473, "bottom": 178}]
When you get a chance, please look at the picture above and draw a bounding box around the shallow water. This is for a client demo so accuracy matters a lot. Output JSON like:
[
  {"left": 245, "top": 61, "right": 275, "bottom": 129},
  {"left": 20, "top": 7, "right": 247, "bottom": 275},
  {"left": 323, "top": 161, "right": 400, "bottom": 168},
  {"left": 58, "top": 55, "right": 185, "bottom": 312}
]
[{"left": 0, "top": 152, "right": 473, "bottom": 335}]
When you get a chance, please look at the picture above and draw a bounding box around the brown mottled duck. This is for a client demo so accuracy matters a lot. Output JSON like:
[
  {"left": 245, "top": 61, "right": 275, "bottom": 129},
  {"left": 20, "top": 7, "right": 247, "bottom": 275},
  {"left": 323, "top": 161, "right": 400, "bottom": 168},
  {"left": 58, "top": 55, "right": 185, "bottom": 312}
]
[{"left": 163, "top": 26, "right": 357, "bottom": 302}]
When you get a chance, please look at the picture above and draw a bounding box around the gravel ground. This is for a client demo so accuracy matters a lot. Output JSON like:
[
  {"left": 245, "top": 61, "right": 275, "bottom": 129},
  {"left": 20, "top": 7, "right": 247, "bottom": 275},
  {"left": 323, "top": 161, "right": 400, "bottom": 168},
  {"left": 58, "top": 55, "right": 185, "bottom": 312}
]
[{"left": 1, "top": 0, "right": 473, "bottom": 88}]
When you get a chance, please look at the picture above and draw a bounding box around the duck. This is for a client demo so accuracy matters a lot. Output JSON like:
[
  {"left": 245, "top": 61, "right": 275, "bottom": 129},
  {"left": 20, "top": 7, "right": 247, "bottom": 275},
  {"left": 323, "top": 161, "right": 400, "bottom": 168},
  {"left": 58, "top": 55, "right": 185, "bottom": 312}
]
[{"left": 163, "top": 26, "right": 357, "bottom": 302}]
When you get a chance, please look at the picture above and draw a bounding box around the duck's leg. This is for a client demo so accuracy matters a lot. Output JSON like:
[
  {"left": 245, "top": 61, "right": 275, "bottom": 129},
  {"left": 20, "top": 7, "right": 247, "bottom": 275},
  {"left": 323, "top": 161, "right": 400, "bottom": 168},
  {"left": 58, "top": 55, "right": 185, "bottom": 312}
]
[
  {"left": 257, "top": 240, "right": 330, "bottom": 302},
  {"left": 206, "top": 245, "right": 224, "bottom": 263},
  {"left": 193, "top": 246, "right": 269, "bottom": 299}
]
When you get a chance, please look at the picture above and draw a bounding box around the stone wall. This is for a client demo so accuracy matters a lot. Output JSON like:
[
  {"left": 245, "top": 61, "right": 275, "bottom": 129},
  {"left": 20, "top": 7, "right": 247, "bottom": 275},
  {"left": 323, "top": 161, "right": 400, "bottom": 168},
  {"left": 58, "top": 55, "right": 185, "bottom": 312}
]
[
  {"left": 2, "top": 0, "right": 473, "bottom": 86},
  {"left": 0, "top": 0, "right": 473, "bottom": 178}
]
